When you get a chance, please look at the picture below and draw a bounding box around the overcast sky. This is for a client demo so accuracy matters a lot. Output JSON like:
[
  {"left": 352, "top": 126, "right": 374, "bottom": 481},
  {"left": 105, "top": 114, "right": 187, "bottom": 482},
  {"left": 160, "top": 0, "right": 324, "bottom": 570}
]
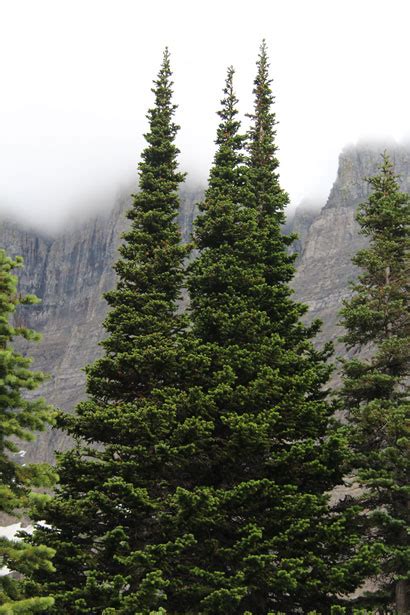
[{"left": 1, "top": 0, "right": 410, "bottom": 231}]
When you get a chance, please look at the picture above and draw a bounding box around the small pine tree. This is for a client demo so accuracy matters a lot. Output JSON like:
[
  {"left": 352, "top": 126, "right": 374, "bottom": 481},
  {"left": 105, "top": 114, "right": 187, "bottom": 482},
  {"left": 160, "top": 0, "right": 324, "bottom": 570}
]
[
  {"left": 26, "top": 49, "right": 190, "bottom": 613},
  {"left": 0, "top": 248, "right": 55, "bottom": 613},
  {"left": 339, "top": 153, "right": 410, "bottom": 613}
]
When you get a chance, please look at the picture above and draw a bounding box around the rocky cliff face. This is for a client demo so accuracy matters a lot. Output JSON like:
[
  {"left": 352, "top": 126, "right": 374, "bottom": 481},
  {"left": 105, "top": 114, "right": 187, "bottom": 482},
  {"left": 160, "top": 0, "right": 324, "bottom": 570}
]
[
  {"left": 284, "top": 199, "right": 322, "bottom": 257},
  {"left": 291, "top": 143, "right": 410, "bottom": 349},
  {"left": 1, "top": 143, "right": 409, "bottom": 464},
  {"left": 1, "top": 197, "right": 127, "bottom": 462}
]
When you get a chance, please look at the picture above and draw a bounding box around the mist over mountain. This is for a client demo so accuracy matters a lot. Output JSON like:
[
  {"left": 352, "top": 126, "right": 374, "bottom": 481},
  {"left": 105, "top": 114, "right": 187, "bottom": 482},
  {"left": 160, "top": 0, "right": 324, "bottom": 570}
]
[{"left": 1, "top": 142, "right": 409, "bottom": 465}]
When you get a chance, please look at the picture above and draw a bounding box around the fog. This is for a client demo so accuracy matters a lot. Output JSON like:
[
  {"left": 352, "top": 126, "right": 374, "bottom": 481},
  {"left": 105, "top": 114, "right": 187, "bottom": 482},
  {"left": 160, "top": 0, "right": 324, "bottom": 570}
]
[{"left": 1, "top": 0, "right": 410, "bottom": 232}]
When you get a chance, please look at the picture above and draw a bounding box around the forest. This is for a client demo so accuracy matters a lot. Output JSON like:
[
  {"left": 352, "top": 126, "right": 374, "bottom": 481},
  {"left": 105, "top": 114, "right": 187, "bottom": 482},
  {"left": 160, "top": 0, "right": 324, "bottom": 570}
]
[{"left": 0, "top": 43, "right": 408, "bottom": 614}]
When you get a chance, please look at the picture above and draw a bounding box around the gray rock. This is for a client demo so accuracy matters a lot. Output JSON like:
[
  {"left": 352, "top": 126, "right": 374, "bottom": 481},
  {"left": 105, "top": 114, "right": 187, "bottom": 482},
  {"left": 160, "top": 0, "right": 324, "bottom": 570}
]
[
  {"left": 291, "top": 142, "right": 410, "bottom": 351},
  {"left": 284, "top": 199, "right": 322, "bottom": 258}
]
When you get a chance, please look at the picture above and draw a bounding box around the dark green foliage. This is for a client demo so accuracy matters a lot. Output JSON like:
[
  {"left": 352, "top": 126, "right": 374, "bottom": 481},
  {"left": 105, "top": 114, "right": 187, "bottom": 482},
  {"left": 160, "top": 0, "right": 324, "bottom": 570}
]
[
  {"left": 329, "top": 609, "right": 372, "bottom": 615},
  {"left": 168, "top": 47, "right": 375, "bottom": 613},
  {"left": 0, "top": 249, "right": 55, "bottom": 613},
  {"left": 245, "top": 40, "right": 298, "bottom": 336},
  {"left": 245, "top": 40, "right": 307, "bottom": 331},
  {"left": 27, "top": 45, "right": 383, "bottom": 614},
  {"left": 339, "top": 154, "right": 410, "bottom": 613},
  {"left": 26, "top": 49, "right": 191, "bottom": 613}
]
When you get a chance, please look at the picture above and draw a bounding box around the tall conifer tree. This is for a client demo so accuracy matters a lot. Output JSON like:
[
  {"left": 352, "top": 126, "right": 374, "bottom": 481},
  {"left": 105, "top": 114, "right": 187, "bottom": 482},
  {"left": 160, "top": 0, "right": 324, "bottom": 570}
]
[
  {"left": 0, "top": 249, "right": 55, "bottom": 613},
  {"left": 170, "top": 52, "right": 375, "bottom": 613},
  {"left": 27, "top": 49, "right": 191, "bottom": 613},
  {"left": 339, "top": 154, "right": 410, "bottom": 613},
  {"left": 28, "top": 47, "right": 381, "bottom": 615}
]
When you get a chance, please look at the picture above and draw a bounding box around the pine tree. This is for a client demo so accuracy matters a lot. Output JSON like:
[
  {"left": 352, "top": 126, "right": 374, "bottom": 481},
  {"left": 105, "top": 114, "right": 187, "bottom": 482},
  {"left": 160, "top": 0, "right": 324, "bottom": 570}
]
[
  {"left": 0, "top": 248, "right": 55, "bottom": 613},
  {"left": 162, "top": 55, "right": 375, "bottom": 613},
  {"left": 27, "top": 47, "right": 381, "bottom": 614},
  {"left": 339, "top": 153, "right": 410, "bottom": 613},
  {"left": 27, "top": 49, "right": 191, "bottom": 613}
]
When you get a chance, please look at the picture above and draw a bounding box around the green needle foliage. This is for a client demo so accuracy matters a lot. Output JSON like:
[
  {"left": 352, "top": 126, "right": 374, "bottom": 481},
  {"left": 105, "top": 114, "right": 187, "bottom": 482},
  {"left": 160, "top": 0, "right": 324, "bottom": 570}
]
[
  {"left": 170, "top": 48, "right": 375, "bottom": 614},
  {"left": 246, "top": 40, "right": 296, "bottom": 311},
  {"left": 26, "top": 45, "right": 384, "bottom": 614},
  {"left": 339, "top": 153, "right": 410, "bottom": 613},
  {"left": 0, "top": 249, "right": 55, "bottom": 613},
  {"left": 26, "top": 49, "right": 191, "bottom": 613}
]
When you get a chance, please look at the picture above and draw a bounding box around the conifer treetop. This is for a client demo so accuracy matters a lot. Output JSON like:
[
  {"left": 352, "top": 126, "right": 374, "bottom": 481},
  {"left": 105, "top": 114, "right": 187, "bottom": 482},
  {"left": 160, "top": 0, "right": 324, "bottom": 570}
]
[
  {"left": 248, "top": 39, "right": 276, "bottom": 163},
  {"left": 137, "top": 47, "right": 185, "bottom": 206},
  {"left": 206, "top": 66, "right": 246, "bottom": 204},
  {"left": 247, "top": 39, "right": 289, "bottom": 222}
]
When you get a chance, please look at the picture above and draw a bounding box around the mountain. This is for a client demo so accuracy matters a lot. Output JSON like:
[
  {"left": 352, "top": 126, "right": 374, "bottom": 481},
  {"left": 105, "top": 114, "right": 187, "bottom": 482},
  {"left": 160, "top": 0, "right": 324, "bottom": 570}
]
[
  {"left": 291, "top": 142, "right": 410, "bottom": 348},
  {"left": 284, "top": 199, "right": 323, "bottom": 256},
  {"left": 1, "top": 143, "right": 409, "bottom": 464}
]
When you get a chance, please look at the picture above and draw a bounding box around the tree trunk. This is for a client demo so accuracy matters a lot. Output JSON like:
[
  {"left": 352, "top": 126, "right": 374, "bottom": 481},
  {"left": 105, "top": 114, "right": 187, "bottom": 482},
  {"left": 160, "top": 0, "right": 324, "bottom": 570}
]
[
  {"left": 385, "top": 265, "right": 393, "bottom": 338},
  {"left": 396, "top": 579, "right": 410, "bottom": 614}
]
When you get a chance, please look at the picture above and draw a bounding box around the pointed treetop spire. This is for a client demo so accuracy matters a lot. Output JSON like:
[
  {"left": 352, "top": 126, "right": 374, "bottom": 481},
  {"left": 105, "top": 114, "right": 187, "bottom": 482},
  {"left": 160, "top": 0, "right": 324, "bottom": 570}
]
[
  {"left": 158, "top": 46, "right": 171, "bottom": 80},
  {"left": 247, "top": 40, "right": 288, "bottom": 220},
  {"left": 257, "top": 38, "right": 270, "bottom": 81},
  {"left": 217, "top": 65, "right": 238, "bottom": 128},
  {"left": 248, "top": 39, "right": 276, "bottom": 164},
  {"left": 206, "top": 65, "right": 246, "bottom": 203}
]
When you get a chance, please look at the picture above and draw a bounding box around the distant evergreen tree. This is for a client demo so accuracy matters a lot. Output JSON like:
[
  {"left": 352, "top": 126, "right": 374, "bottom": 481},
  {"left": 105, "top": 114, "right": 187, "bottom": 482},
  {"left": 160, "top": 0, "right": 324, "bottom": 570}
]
[
  {"left": 0, "top": 249, "right": 55, "bottom": 613},
  {"left": 339, "top": 154, "right": 410, "bottom": 613},
  {"left": 27, "top": 49, "right": 191, "bottom": 613}
]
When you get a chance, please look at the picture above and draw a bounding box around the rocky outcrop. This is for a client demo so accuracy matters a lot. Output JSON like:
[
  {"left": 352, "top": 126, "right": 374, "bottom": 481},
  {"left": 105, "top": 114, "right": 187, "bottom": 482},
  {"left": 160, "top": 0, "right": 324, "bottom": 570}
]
[
  {"left": 1, "top": 142, "right": 409, "bottom": 464},
  {"left": 284, "top": 199, "right": 322, "bottom": 257},
  {"left": 291, "top": 143, "right": 410, "bottom": 349}
]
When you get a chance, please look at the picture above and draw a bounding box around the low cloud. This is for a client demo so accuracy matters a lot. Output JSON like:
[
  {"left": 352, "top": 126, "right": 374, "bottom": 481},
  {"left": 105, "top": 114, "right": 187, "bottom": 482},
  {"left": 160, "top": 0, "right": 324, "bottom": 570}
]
[{"left": 1, "top": 0, "right": 410, "bottom": 233}]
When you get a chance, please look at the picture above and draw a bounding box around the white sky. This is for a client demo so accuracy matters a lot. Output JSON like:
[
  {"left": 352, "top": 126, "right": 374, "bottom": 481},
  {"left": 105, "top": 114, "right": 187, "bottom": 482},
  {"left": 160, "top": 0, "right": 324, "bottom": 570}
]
[{"left": 1, "top": 0, "right": 410, "bottom": 231}]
